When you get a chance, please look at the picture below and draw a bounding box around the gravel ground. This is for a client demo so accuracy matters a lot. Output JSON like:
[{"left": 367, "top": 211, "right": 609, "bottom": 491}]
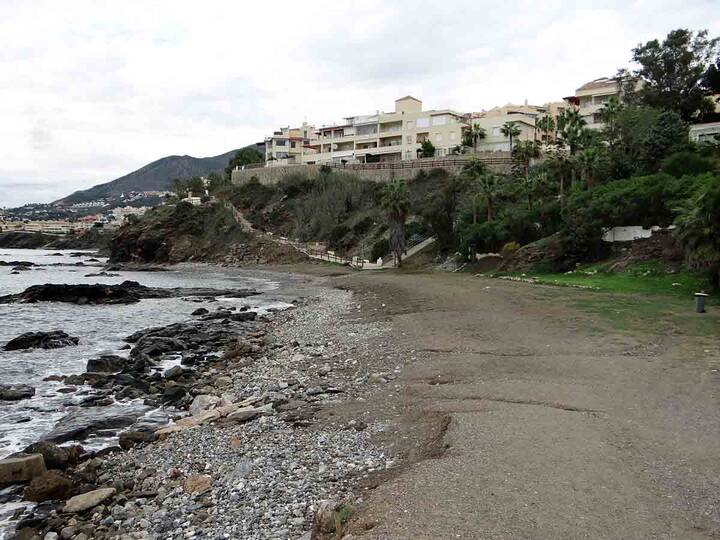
[{"left": 82, "top": 287, "right": 398, "bottom": 540}]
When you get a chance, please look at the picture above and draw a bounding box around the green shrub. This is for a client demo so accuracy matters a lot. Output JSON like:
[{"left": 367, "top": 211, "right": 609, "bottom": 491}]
[
  {"left": 501, "top": 241, "right": 520, "bottom": 256},
  {"left": 661, "top": 151, "right": 715, "bottom": 178}
]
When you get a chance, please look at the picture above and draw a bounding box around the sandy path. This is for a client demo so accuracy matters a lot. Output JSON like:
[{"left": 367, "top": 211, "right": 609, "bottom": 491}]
[{"left": 325, "top": 271, "right": 720, "bottom": 540}]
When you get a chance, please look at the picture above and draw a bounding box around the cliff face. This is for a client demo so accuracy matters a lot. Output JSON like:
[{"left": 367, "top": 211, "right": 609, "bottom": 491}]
[{"left": 108, "top": 202, "right": 304, "bottom": 265}]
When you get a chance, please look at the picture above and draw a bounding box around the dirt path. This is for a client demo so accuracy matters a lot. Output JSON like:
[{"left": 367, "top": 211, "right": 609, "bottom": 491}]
[{"left": 323, "top": 271, "right": 720, "bottom": 540}]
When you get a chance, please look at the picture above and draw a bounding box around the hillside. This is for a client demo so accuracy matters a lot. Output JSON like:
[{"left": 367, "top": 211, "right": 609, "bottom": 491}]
[{"left": 56, "top": 149, "right": 241, "bottom": 205}]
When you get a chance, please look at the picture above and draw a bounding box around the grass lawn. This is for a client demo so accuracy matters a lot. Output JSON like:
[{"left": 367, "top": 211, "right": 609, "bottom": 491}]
[
  {"left": 492, "top": 261, "right": 712, "bottom": 297},
  {"left": 491, "top": 261, "right": 718, "bottom": 337}
]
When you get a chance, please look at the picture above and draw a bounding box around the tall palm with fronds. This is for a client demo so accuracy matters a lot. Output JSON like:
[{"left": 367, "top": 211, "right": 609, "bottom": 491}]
[
  {"left": 464, "top": 123, "right": 487, "bottom": 153},
  {"left": 536, "top": 115, "right": 556, "bottom": 144},
  {"left": 513, "top": 140, "right": 541, "bottom": 185},
  {"left": 380, "top": 179, "right": 410, "bottom": 267},
  {"left": 576, "top": 146, "right": 603, "bottom": 189},
  {"left": 558, "top": 109, "right": 587, "bottom": 156},
  {"left": 477, "top": 173, "right": 501, "bottom": 222},
  {"left": 500, "top": 122, "right": 522, "bottom": 154},
  {"left": 674, "top": 176, "right": 720, "bottom": 290},
  {"left": 545, "top": 148, "right": 572, "bottom": 208},
  {"left": 462, "top": 157, "right": 488, "bottom": 224}
]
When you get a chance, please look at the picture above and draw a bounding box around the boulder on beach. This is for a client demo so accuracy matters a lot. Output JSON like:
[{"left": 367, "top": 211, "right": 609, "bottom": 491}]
[
  {"left": 0, "top": 454, "right": 47, "bottom": 485},
  {"left": 23, "top": 442, "right": 79, "bottom": 470},
  {"left": 118, "top": 429, "right": 156, "bottom": 450},
  {"left": 3, "top": 331, "right": 79, "bottom": 351},
  {"left": 85, "top": 355, "right": 127, "bottom": 373},
  {"left": 63, "top": 487, "right": 115, "bottom": 513},
  {"left": 23, "top": 470, "right": 73, "bottom": 502},
  {"left": 189, "top": 394, "right": 220, "bottom": 415},
  {"left": 0, "top": 384, "right": 35, "bottom": 401},
  {"left": 41, "top": 403, "right": 152, "bottom": 444}
]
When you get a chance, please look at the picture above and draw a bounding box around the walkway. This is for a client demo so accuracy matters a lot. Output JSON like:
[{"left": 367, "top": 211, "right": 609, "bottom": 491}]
[{"left": 224, "top": 201, "right": 434, "bottom": 270}]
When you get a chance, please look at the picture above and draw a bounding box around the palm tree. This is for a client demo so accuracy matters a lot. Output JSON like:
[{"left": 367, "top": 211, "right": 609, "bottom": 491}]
[
  {"left": 380, "top": 179, "right": 410, "bottom": 267},
  {"left": 674, "top": 176, "right": 720, "bottom": 290},
  {"left": 477, "top": 173, "right": 501, "bottom": 222},
  {"left": 536, "top": 115, "right": 556, "bottom": 144},
  {"left": 558, "top": 109, "right": 587, "bottom": 156},
  {"left": 545, "top": 149, "right": 572, "bottom": 209},
  {"left": 513, "top": 140, "right": 541, "bottom": 185},
  {"left": 462, "top": 157, "right": 488, "bottom": 224},
  {"left": 464, "top": 123, "right": 487, "bottom": 153},
  {"left": 500, "top": 122, "right": 522, "bottom": 154},
  {"left": 576, "top": 146, "right": 602, "bottom": 189}
]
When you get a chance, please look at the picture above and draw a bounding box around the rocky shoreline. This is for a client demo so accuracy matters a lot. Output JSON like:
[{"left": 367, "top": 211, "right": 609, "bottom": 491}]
[{"left": 1, "top": 279, "right": 397, "bottom": 540}]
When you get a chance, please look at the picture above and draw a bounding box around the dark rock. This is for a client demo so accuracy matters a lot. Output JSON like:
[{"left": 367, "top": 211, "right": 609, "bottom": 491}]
[
  {"left": 0, "top": 281, "right": 258, "bottom": 305},
  {"left": 162, "top": 385, "right": 187, "bottom": 403},
  {"left": 118, "top": 429, "right": 156, "bottom": 450},
  {"left": 201, "top": 311, "right": 256, "bottom": 322},
  {"left": 0, "top": 260, "right": 34, "bottom": 267},
  {"left": 41, "top": 403, "right": 152, "bottom": 443},
  {"left": 163, "top": 365, "right": 190, "bottom": 380},
  {"left": 23, "top": 470, "right": 73, "bottom": 502},
  {"left": 22, "top": 442, "right": 76, "bottom": 470},
  {"left": 0, "top": 384, "right": 35, "bottom": 401},
  {"left": 131, "top": 336, "right": 186, "bottom": 358},
  {"left": 86, "top": 355, "right": 127, "bottom": 373},
  {"left": 3, "top": 331, "right": 79, "bottom": 351},
  {"left": 191, "top": 308, "right": 209, "bottom": 316}
]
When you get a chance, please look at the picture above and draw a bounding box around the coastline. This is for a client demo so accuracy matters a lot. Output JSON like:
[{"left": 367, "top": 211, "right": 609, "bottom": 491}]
[{"left": 3, "top": 264, "right": 401, "bottom": 540}]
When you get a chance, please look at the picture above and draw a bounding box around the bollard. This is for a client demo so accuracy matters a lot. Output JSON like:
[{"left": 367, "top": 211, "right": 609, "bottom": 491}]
[{"left": 694, "top": 292, "right": 708, "bottom": 313}]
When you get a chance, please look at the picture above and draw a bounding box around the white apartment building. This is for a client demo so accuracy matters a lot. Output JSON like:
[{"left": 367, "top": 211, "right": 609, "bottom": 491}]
[
  {"left": 690, "top": 121, "right": 720, "bottom": 144},
  {"left": 265, "top": 122, "right": 317, "bottom": 166},
  {"left": 302, "top": 96, "right": 467, "bottom": 164},
  {"left": 563, "top": 77, "right": 621, "bottom": 129}
]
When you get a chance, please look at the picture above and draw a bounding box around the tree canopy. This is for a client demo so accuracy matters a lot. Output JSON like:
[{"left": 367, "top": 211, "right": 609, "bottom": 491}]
[
  {"left": 224, "top": 147, "right": 264, "bottom": 179},
  {"left": 618, "top": 29, "right": 720, "bottom": 121}
]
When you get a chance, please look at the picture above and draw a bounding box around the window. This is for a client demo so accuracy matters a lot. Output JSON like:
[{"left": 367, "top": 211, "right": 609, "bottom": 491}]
[
  {"left": 432, "top": 115, "right": 447, "bottom": 126},
  {"left": 276, "top": 139, "right": 287, "bottom": 146},
  {"left": 407, "top": 120, "right": 414, "bottom": 129},
  {"left": 406, "top": 136, "right": 412, "bottom": 144},
  {"left": 290, "top": 141, "right": 297, "bottom": 148},
  {"left": 416, "top": 117, "right": 430, "bottom": 128}
]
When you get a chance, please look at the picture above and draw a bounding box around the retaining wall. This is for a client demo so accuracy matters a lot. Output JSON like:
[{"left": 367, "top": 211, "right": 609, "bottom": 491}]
[{"left": 230, "top": 155, "right": 515, "bottom": 186}]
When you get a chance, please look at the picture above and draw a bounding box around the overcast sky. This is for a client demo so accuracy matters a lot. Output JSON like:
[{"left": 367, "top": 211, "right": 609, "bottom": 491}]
[{"left": 1, "top": 0, "right": 719, "bottom": 207}]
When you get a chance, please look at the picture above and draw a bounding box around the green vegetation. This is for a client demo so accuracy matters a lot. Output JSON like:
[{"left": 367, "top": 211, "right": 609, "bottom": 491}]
[
  {"left": 381, "top": 179, "right": 410, "bottom": 266},
  {"left": 572, "top": 294, "right": 719, "bottom": 337},
  {"left": 224, "top": 147, "right": 264, "bottom": 179},
  {"left": 618, "top": 29, "right": 720, "bottom": 121},
  {"left": 495, "top": 261, "right": 711, "bottom": 296},
  {"left": 420, "top": 139, "right": 436, "bottom": 158}
]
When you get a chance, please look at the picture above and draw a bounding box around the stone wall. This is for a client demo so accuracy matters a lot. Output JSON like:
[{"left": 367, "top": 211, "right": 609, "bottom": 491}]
[{"left": 230, "top": 155, "right": 514, "bottom": 186}]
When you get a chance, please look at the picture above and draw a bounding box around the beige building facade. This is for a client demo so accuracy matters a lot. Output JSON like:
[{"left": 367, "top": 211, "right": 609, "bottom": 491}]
[
  {"left": 471, "top": 102, "right": 567, "bottom": 151},
  {"left": 265, "top": 122, "right": 317, "bottom": 166},
  {"left": 563, "top": 77, "right": 621, "bottom": 129},
  {"left": 301, "top": 96, "right": 467, "bottom": 164}
]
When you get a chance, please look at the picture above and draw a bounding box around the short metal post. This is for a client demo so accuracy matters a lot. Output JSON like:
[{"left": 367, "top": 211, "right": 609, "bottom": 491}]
[{"left": 694, "top": 292, "right": 708, "bottom": 313}]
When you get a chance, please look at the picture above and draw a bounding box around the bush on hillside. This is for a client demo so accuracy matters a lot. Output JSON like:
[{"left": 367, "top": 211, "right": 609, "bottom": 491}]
[{"left": 661, "top": 151, "right": 715, "bottom": 178}]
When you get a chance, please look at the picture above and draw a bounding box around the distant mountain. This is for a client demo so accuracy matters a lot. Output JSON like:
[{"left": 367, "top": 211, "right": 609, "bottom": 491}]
[{"left": 56, "top": 148, "right": 242, "bottom": 205}]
